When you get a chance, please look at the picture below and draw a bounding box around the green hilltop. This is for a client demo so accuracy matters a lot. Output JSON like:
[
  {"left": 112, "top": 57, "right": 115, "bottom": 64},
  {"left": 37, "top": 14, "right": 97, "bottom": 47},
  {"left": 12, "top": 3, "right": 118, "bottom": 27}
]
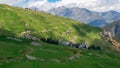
[
  {"left": 0, "top": 4, "right": 102, "bottom": 45},
  {"left": 0, "top": 4, "right": 120, "bottom": 68}
]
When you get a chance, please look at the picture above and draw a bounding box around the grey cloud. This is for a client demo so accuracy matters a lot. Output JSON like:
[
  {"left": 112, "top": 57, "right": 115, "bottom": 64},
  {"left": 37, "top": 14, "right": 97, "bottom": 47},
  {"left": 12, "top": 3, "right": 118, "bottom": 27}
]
[
  {"left": 0, "top": 0, "right": 23, "bottom": 5},
  {"left": 0, "top": 0, "right": 120, "bottom": 12}
]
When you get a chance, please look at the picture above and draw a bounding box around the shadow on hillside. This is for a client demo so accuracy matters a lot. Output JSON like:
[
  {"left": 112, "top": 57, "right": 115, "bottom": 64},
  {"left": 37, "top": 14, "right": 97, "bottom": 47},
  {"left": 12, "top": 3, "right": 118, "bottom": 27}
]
[
  {"left": 0, "top": 28, "right": 25, "bottom": 44},
  {"left": 90, "top": 38, "right": 106, "bottom": 46},
  {"left": 72, "top": 24, "right": 87, "bottom": 37},
  {"left": 0, "top": 28, "right": 15, "bottom": 36},
  {"left": 39, "top": 31, "right": 63, "bottom": 44}
]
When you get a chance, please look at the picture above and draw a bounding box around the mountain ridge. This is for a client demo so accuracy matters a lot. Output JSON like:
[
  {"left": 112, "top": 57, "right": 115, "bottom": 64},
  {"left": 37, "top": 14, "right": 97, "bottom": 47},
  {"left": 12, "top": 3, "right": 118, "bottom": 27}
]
[{"left": 47, "top": 6, "right": 120, "bottom": 27}]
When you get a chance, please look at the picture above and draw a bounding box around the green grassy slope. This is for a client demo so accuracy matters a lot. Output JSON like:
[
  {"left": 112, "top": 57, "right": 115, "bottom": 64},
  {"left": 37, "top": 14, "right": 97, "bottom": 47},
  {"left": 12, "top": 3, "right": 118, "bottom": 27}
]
[
  {"left": 0, "top": 36, "right": 120, "bottom": 68},
  {"left": 0, "top": 4, "right": 102, "bottom": 45},
  {"left": 0, "top": 4, "right": 120, "bottom": 68}
]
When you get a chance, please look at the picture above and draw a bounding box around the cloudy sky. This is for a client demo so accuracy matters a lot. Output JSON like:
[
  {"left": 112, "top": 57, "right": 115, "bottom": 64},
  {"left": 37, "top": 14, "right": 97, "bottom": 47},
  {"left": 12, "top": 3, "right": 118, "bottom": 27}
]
[{"left": 0, "top": 0, "right": 120, "bottom": 12}]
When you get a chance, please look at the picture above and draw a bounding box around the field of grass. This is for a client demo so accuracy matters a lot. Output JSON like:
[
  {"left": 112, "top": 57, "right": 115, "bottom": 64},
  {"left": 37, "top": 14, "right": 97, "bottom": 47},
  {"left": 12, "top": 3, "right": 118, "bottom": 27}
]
[{"left": 0, "top": 36, "right": 120, "bottom": 68}]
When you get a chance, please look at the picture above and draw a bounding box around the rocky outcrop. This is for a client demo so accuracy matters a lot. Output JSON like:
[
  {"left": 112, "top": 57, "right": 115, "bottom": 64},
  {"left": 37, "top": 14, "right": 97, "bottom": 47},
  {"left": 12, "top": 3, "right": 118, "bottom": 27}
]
[
  {"left": 104, "top": 20, "right": 120, "bottom": 40},
  {"left": 100, "top": 30, "right": 120, "bottom": 49},
  {"left": 114, "top": 25, "right": 120, "bottom": 39},
  {"left": 7, "top": 37, "right": 22, "bottom": 41},
  {"left": 25, "top": 55, "right": 38, "bottom": 61},
  {"left": 100, "top": 30, "right": 112, "bottom": 41}
]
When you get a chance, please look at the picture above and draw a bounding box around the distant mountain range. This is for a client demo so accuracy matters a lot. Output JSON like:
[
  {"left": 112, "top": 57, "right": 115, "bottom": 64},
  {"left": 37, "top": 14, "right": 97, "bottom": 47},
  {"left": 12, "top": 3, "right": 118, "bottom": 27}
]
[{"left": 46, "top": 6, "right": 120, "bottom": 27}]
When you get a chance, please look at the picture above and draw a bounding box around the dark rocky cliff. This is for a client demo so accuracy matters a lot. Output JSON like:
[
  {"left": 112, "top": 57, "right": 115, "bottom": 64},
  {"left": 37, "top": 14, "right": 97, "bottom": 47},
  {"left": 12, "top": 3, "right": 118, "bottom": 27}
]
[{"left": 104, "top": 20, "right": 120, "bottom": 40}]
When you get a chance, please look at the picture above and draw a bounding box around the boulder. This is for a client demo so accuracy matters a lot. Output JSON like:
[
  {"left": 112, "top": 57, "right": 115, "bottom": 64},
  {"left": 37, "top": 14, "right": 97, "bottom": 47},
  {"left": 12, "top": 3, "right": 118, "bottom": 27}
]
[
  {"left": 30, "top": 42, "right": 41, "bottom": 46},
  {"left": 32, "top": 37, "right": 40, "bottom": 41},
  {"left": 25, "top": 55, "right": 37, "bottom": 60},
  {"left": 7, "top": 37, "right": 22, "bottom": 41}
]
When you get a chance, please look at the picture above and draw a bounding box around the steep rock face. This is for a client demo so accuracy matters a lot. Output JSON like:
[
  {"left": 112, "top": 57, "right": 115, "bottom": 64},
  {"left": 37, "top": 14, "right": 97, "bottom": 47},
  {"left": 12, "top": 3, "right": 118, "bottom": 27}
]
[
  {"left": 104, "top": 20, "right": 120, "bottom": 39},
  {"left": 114, "top": 25, "right": 120, "bottom": 39},
  {"left": 47, "top": 7, "right": 120, "bottom": 27}
]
